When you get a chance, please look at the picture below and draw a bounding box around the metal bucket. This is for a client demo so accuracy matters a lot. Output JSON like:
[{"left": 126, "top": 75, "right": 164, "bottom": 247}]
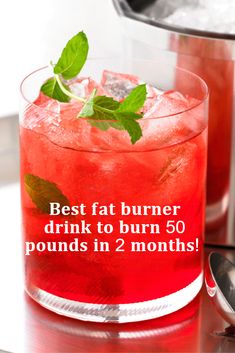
[{"left": 112, "top": 0, "right": 235, "bottom": 247}]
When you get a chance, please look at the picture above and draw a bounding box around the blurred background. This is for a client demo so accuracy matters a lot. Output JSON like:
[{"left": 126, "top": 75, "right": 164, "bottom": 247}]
[{"left": 1, "top": 0, "right": 122, "bottom": 117}]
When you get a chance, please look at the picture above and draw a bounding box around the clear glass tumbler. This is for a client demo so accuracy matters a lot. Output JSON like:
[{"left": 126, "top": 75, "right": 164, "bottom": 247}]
[{"left": 20, "top": 59, "right": 208, "bottom": 323}]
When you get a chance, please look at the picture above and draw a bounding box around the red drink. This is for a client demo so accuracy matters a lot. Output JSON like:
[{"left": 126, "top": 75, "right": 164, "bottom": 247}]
[
  {"left": 171, "top": 36, "right": 234, "bottom": 226},
  {"left": 20, "top": 61, "right": 208, "bottom": 322}
]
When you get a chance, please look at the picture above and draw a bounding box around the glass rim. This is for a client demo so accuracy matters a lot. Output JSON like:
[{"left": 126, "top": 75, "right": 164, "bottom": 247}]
[{"left": 20, "top": 61, "right": 209, "bottom": 121}]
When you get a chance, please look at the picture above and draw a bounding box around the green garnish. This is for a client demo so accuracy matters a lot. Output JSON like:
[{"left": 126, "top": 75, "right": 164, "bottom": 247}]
[
  {"left": 41, "top": 77, "right": 70, "bottom": 103},
  {"left": 53, "top": 31, "right": 89, "bottom": 80},
  {"left": 24, "top": 174, "right": 69, "bottom": 214},
  {"left": 40, "top": 31, "right": 147, "bottom": 144},
  {"left": 79, "top": 89, "right": 97, "bottom": 118}
]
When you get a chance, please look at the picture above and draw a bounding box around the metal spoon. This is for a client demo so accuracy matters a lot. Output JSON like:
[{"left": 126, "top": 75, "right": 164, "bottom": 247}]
[{"left": 205, "top": 252, "right": 235, "bottom": 326}]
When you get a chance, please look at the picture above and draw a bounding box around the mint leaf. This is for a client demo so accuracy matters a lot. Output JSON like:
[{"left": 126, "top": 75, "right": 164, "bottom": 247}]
[
  {"left": 41, "top": 77, "right": 71, "bottom": 103},
  {"left": 115, "top": 112, "right": 143, "bottom": 144},
  {"left": 117, "top": 84, "right": 147, "bottom": 113},
  {"left": 79, "top": 95, "right": 120, "bottom": 119},
  {"left": 88, "top": 120, "right": 110, "bottom": 131},
  {"left": 116, "top": 112, "right": 143, "bottom": 120},
  {"left": 85, "top": 96, "right": 120, "bottom": 120},
  {"left": 83, "top": 94, "right": 143, "bottom": 139},
  {"left": 109, "top": 121, "right": 125, "bottom": 130},
  {"left": 79, "top": 89, "right": 97, "bottom": 117},
  {"left": 24, "top": 174, "right": 69, "bottom": 214},
  {"left": 91, "top": 106, "right": 115, "bottom": 120},
  {"left": 87, "top": 120, "right": 124, "bottom": 131},
  {"left": 94, "top": 96, "right": 120, "bottom": 110},
  {"left": 54, "top": 31, "right": 89, "bottom": 80}
]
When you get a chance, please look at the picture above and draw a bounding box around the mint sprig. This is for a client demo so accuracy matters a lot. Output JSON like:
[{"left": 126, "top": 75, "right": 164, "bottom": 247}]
[{"left": 40, "top": 31, "right": 147, "bottom": 144}]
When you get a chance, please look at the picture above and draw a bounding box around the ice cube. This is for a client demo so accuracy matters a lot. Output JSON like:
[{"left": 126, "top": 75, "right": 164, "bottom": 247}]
[
  {"left": 22, "top": 71, "right": 204, "bottom": 154},
  {"left": 23, "top": 94, "right": 61, "bottom": 130},
  {"left": 156, "top": 141, "right": 200, "bottom": 205},
  {"left": 160, "top": 0, "right": 235, "bottom": 34},
  {"left": 138, "top": 88, "right": 205, "bottom": 153},
  {"left": 101, "top": 70, "right": 140, "bottom": 100},
  {"left": 158, "top": 146, "right": 187, "bottom": 184},
  {"left": 23, "top": 92, "right": 87, "bottom": 147},
  {"left": 69, "top": 77, "right": 107, "bottom": 99},
  {"left": 69, "top": 80, "right": 87, "bottom": 98},
  {"left": 142, "top": 86, "right": 163, "bottom": 115},
  {"left": 144, "top": 90, "right": 189, "bottom": 118},
  {"left": 101, "top": 70, "right": 164, "bottom": 116}
]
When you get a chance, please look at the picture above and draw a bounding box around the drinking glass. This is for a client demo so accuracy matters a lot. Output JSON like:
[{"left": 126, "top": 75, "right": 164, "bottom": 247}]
[{"left": 20, "top": 59, "right": 208, "bottom": 323}]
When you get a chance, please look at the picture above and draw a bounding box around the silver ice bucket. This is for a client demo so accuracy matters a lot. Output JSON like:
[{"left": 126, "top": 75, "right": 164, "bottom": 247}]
[{"left": 113, "top": 0, "right": 235, "bottom": 247}]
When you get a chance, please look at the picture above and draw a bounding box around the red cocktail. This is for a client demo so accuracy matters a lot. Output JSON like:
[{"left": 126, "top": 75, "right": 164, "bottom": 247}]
[
  {"left": 171, "top": 36, "right": 234, "bottom": 227},
  {"left": 20, "top": 59, "right": 208, "bottom": 322}
]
